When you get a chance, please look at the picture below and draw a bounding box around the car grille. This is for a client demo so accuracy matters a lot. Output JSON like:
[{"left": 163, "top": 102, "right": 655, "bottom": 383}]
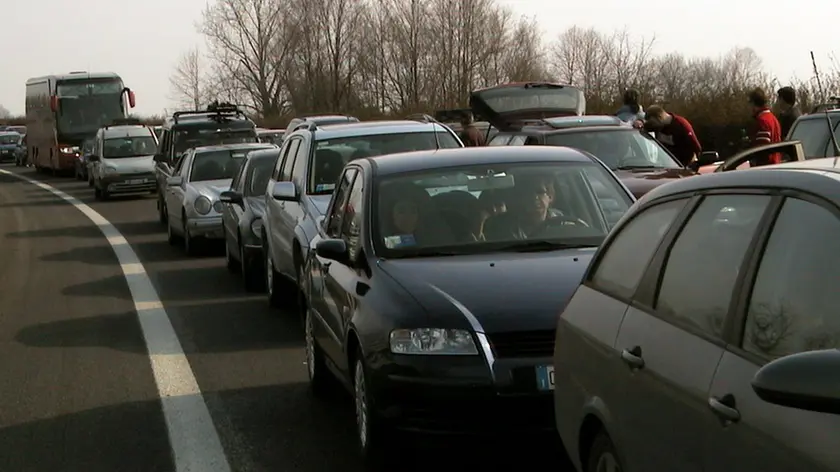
[{"left": 488, "top": 330, "right": 556, "bottom": 358}]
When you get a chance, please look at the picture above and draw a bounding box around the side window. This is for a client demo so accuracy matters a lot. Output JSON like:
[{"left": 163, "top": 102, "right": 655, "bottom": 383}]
[
  {"left": 743, "top": 198, "right": 840, "bottom": 358},
  {"left": 174, "top": 153, "right": 189, "bottom": 176},
  {"left": 508, "top": 135, "right": 527, "bottom": 146},
  {"left": 524, "top": 136, "right": 541, "bottom": 145},
  {"left": 231, "top": 160, "right": 247, "bottom": 190},
  {"left": 280, "top": 139, "right": 301, "bottom": 181},
  {"left": 341, "top": 171, "right": 364, "bottom": 261},
  {"left": 487, "top": 135, "right": 511, "bottom": 146},
  {"left": 590, "top": 199, "right": 687, "bottom": 299},
  {"left": 292, "top": 140, "right": 309, "bottom": 181},
  {"left": 656, "top": 195, "right": 771, "bottom": 337},
  {"left": 325, "top": 169, "right": 358, "bottom": 238}
]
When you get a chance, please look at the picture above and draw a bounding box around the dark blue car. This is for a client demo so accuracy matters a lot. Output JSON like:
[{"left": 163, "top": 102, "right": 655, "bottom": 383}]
[{"left": 0, "top": 131, "right": 22, "bottom": 163}]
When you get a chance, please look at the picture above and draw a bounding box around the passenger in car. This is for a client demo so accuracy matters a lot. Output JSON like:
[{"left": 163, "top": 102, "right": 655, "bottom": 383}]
[
  {"left": 483, "top": 175, "right": 565, "bottom": 240},
  {"left": 379, "top": 183, "right": 451, "bottom": 247}
]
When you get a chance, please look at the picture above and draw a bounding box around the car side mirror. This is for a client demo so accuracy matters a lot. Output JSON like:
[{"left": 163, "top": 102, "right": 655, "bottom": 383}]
[
  {"left": 697, "top": 151, "right": 720, "bottom": 167},
  {"left": 167, "top": 176, "right": 184, "bottom": 187},
  {"left": 271, "top": 181, "right": 297, "bottom": 201},
  {"left": 153, "top": 154, "right": 167, "bottom": 163},
  {"left": 751, "top": 349, "right": 840, "bottom": 415},
  {"left": 315, "top": 238, "right": 348, "bottom": 263},
  {"left": 88, "top": 154, "right": 100, "bottom": 162},
  {"left": 220, "top": 190, "right": 243, "bottom": 205}
]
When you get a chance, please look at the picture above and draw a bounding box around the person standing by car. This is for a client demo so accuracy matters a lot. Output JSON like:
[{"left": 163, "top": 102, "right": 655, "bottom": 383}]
[
  {"left": 775, "top": 86, "right": 802, "bottom": 138},
  {"left": 459, "top": 112, "right": 486, "bottom": 147},
  {"left": 643, "top": 105, "right": 702, "bottom": 166},
  {"left": 616, "top": 89, "right": 645, "bottom": 127},
  {"left": 748, "top": 87, "right": 783, "bottom": 166}
]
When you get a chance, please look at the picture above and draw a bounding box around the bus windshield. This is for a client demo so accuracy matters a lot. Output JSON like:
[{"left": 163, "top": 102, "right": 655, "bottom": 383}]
[{"left": 56, "top": 79, "right": 126, "bottom": 135}]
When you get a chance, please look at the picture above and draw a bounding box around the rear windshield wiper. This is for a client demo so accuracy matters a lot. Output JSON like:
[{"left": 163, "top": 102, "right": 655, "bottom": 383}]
[{"left": 495, "top": 240, "right": 596, "bottom": 253}]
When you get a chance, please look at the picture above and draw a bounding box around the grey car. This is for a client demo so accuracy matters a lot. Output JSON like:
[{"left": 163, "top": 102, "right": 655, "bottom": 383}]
[
  {"left": 220, "top": 148, "right": 279, "bottom": 291},
  {"left": 89, "top": 125, "right": 159, "bottom": 200},
  {"left": 553, "top": 157, "right": 840, "bottom": 472}
]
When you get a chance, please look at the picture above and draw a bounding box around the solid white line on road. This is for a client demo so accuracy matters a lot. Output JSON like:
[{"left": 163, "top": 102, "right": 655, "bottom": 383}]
[{"left": 0, "top": 169, "right": 232, "bottom": 472}]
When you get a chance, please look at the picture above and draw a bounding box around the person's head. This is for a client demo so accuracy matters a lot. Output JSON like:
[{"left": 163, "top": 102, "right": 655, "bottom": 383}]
[
  {"left": 777, "top": 86, "right": 797, "bottom": 110},
  {"left": 643, "top": 104, "right": 670, "bottom": 131},
  {"left": 392, "top": 198, "right": 419, "bottom": 233},
  {"left": 514, "top": 173, "right": 555, "bottom": 222},
  {"left": 748, "top": 87, "right": 769, "bottom": 113},
  {"left": 623, "top": 89, "right": 641, "bottom": 113},
  {"left": 460, "top": 112, "right": 475, "bottom": 127}
]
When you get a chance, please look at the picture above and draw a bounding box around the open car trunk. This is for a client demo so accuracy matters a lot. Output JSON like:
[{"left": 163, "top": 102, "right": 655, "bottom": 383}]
[{"left": 469, "top": 82, "right": 585, "bottom": 132}]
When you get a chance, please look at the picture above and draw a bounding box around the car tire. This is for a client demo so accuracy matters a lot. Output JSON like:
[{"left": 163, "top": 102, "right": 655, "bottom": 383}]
[
  {"left": 94, "top": 186, "right": 102, "bottom": 200},
  {"left": 264, "top": 238, "right": 283, "bottom": 309},
  {"left": 353, "top": 351, "right": 392, "bottom": 468},
  {"left": 225, "top": 238, "right": 238, "bottom": 273},
  {"left": 305, "top": 308, "right": 331, "bottom": 396},
  {"left": 87, "top": 173, "right": 94, "bottom": 187},
  {"left": 157, "top": 196, "right": 167, "bottom": 225},
  {"left": 166, "top": 216, "right": 180, "bottom": 246},
  {"left": 241, "top": 243, "right": 264, "bottom": 292},
  {"left": 586, "top": 432, "right": 622, "bottom": 472},
  {"left": 182, "top": 214, "right": 198, "bottom": 256}
]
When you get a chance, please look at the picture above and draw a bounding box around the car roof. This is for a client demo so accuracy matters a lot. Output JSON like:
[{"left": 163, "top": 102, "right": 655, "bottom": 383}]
[
  {"left": 509, "top": 115, "right": 631, "bottom": 134},
  {"left": 102, "top": 125, "right": 153, "bottom": 138},
  {"left": 639, "top": 158, "right": 840, "bottom": 205},
  {"left": 304, "top": 120, "right": 450, "bottom": 140},
  {"left": 365, "top": 145, "right": 596, "bottom": 176},
  {"left": 193, "top": 143, "right": 276, "bottom": 153},
  {"left": 794, "top": 110, "right": 840, "bottom": 121},
  {"left": 0, "top": 131, "right": 21, "bottom": 136}
]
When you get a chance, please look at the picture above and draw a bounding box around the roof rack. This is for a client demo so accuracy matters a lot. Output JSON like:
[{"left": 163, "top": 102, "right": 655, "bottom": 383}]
[
  {"left": 104, "top": 117, "right": 144, "bottom": 129},
  {"left": 172, "top": 101, "right": 248, "bottom": 124}
]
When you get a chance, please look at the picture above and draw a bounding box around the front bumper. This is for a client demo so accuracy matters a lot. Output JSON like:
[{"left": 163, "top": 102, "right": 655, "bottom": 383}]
[
  {"left": 187, "top": 216, "right": 224, "bottom": 239},
  {"left": 101, "top": 173, "right": 157, "bottom": 194},
  {"left": 373, "top": 353, "right": 556, "bottom": 435},
  {"left": 0, "top": 149, "right": 16, "bottom": 161}
]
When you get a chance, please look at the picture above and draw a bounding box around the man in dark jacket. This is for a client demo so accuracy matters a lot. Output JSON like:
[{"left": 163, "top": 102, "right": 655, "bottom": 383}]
[
  {"left": 775, "top": 86, "right": 802, "bottom": 138},
  {"left": 643, "top": 105, "right": 702, "bottom": 166}
]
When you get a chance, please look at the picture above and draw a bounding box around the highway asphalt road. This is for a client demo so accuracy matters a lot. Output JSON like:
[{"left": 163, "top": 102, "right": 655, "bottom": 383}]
[{"left": 0, "top": 163, "right": 569, "bottom": 472}]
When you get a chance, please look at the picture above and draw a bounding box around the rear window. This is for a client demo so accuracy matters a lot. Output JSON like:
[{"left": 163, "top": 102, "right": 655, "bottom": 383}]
[
  {"left": 174, "top": 126, "right": 258, "bottom": 154},
  {"left": 190, "top": 147, "right": 269, "bottom": 182},
  {"left": 788, "top": 118, "right": 840, "bottom": 158},
  {"left": 544, "top": 129, "right": 682, "bottom": 170},
  {"left": 309, "top": 131, "right": 461, "bottom": 194}
]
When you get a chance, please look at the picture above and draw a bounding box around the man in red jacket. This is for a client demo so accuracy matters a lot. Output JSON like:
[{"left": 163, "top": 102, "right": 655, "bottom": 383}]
[
  {"left": 748, "top": 87, "right": 783, "bottom": 166},
  {"left": 643, "top": 105, "right": 702, "bottom": 166}
]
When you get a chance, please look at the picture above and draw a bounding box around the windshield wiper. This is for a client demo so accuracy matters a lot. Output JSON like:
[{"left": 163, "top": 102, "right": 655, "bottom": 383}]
[
  {"left": 388, "top": 249, "right": 471, "bottom": 259},
  {"left": 495, "top": 240, "right": 596, "bottom": 253},
  {"left": 615, "top": 165, "right": 665, "bottom": 170}
]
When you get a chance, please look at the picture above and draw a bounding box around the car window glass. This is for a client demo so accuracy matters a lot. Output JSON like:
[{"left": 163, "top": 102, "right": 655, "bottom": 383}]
[
  {"left": 325, "top": 169, "right": 358, "bottom": 238},
  {"left": 524, "top": 136, "right": 540, "bottom": 145},
  {"left": 743, "top": 198, "right": 840, "bottom": 358},
  {"left": 280, "top": 139, "right": 300, "bottom": 181},
  {"left": 231, "top": 159, "right": 246, "bottom": 190},
  {"left": 508, "top": 135, "right": 527, "bottom": 146},
  {"left": 544, "top": 129, "right": 681, "bottom": 169},
  {"left": 341, "top": 172, "right": 364, "bottom": 261},
  {"left": 787, "top": 119, "right": 833, "bottom": 158},
  {"left": 656, "top": 195, "right": 771, "bottom": 337},
  {"left": 173, "top": 153, "right": 187, "bottom": 174},
  {"left": 488, "top": 135, "right": 511, "bottom": 146},
  {"left": 591, "top": 199, "right": 687, "bottom": 299},
  {"left": 292, "top": 140, "right": 308, "bottom": 181}
]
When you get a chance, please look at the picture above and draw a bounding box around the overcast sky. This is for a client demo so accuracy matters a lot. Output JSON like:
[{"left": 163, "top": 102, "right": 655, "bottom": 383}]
[{"left": 2, "top": 0, "right": 834, "bottom": 116}]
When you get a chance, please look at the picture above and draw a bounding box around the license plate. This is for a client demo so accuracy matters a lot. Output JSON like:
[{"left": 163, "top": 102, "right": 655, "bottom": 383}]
[
  {"left": 536, "top": 365, "right": 555, "bottom": 391},
  {"left": 127, "top": 179, "right": 148, "bottom": 184}
]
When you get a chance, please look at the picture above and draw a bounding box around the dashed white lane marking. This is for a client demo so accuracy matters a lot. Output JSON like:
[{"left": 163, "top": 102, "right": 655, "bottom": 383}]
[{"left": 0, "top": 169, "right": 232, "bottom": 472}]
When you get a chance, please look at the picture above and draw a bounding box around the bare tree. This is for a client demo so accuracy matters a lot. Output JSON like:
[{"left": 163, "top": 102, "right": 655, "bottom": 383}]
[
  {"left": 169, "top": 47, "right": 208, "bottom": 110},
  {"left": 0, "top": 104, "right": 10, "bottom": 119}
]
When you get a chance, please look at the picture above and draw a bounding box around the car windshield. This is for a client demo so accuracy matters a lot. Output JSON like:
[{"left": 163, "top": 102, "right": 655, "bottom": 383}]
[
  {"left": 245, "top": 156, "right": 277, "bottom": 196},
  {"left": 544, "top": 129, "right": 682, "bottom": 169},
  {"left": 788, "top": 118, "right": 840, "bottom": 158},
  {"left": 309, "top": 131, "right": 461, "bottom": 194},
  {"left": 0, "top": 133, "right": 20, "bottom": 145},
  {"left": 174, "top": 127, "right": 258, "bottom": 154},
  {"left": 103, "top": 136, "right": 157, "bottom": 158},
  {"left": 190, "top": 148, "right": 259, "bottom": 182},
  {"left": 373, "top": 162, "right": 633, "bottom": 258}
]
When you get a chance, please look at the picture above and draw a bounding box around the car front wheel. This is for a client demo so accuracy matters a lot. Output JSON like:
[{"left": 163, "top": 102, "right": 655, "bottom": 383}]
[
  {"left": 586, "top": 432, "right": 622, "bottom": 472},
  {"left": 353, "top": 351, "right": 392, "bottom": 467}
]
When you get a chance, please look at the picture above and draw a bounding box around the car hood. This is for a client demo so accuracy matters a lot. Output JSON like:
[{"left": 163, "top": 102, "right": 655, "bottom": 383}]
[
  {"left": 379, "top": 249, "right": 595, "bottom": 333},
  {"left": 469, "top": 82, "right": 585, "bottom": 131},
  {"left": 191, "top": 179, "right": 232, "bottom": 199},
  {"left": 105, "top": 155, "right": 155, "bottom": 173},
  {"left": 614, "top": 167, "right": 697, "bottom": 198},
  {"left": 246, "top": 196, "right": 266, "bottom": 217},
  {"left": 307, "top": 194, "right": 332, "bottom": 215}
]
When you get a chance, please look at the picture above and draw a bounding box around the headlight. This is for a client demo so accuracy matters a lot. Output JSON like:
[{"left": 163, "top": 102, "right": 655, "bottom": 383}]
[
  {"left": 212, "top": 200, "right": 223, "bottom": 213},
  {"left": 194, "top": 196, "right": 212, "bottom": 215},
  {"left": 103, "top": 166, "right": 118, "bottom": 175},
  {"left": 250, "top": 218, "right": 263, "bottom": 238},
  {"left": 60, "top": 146, "right": 79, "bottom": 154},
  {"left": 389, "top": 328, "right": 478, "bottom": 355}
]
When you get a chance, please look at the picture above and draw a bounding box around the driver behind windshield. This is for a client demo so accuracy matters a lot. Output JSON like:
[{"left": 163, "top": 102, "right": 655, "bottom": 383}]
[{"left": 484, "top": 174, "right": 562, "bottom": 240}]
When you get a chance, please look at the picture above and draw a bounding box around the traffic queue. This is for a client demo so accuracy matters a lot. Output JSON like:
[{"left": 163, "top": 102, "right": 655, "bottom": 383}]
[{"left": 9, "top": 79, "right": 840, "bottom": 471}]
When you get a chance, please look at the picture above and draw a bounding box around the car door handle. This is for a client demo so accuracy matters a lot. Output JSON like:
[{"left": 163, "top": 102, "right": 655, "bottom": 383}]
[
  {"left": 708, "top": 394, "right": 741, "bottom": 423},
  {"left": 620, "top": 346, "right": 645, "bottom": 369}
]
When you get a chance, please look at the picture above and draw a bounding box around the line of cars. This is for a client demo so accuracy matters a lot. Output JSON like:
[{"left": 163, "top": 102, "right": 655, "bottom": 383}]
[
  {"left": 0, "top": 125, "right": 27, "bottom": 165},
  {"left": 48, "top": 85, "right": 840, "bottom": 470}
]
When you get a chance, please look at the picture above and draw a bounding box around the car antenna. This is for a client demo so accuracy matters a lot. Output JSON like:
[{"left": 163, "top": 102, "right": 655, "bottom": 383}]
[{"left": 810, "top": 52, "right": 840, "bottom": 167}]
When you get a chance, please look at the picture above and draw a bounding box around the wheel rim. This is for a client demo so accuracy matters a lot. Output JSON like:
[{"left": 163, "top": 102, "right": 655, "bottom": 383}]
[
  {"left": 595, "top": 451, "right": 621, "bottom": 472},
  {"left": 354, "top": 360, "right": 368, "bottom": 447},
  {"left": 265, "top": 250, "right": 274, "bottom": 295},
  {"left": 305, "top": 312, "right": 316, "bottom": 380}
]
